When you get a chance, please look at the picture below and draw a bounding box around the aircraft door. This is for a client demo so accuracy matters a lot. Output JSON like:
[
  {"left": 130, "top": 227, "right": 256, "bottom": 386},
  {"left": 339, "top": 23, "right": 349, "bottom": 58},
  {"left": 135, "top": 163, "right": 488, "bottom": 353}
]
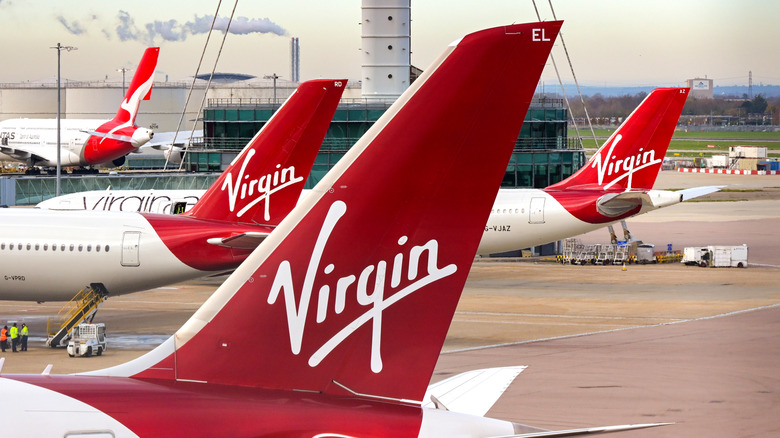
[
  {"left": 121, "top": 231, "right": 141, "bottom": 267},
  {"left": 529, "top": 197, "right": 545, "bottom": 224}
]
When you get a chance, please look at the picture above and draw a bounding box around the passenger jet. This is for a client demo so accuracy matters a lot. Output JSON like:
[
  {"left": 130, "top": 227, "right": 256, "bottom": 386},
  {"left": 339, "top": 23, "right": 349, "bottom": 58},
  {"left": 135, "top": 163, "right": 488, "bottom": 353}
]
[
  {"left": 0, "top": 21, "right": 664, "bottom": 437},
  {"left": 40, "top": 88, "right": 716, "bottom": 255},
  {"left": 479, "top": 86, "right": 721, "bottom": 254},
  {"left": 0, "top": 47, "right": 159, "bottom": 170},
  {"left": 0, "top": 79, "right": 346, "bottom": 302}
]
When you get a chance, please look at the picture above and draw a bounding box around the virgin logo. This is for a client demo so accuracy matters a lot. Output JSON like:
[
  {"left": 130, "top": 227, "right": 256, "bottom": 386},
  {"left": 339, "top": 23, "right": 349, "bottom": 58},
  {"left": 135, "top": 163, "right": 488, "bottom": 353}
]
[
  {"left": 221, "top": 149, "right": 303, "bottom": 220},
  {"left": 591, "top": 134, "right": 662, "bottom": 189},
  {"left": 267, "top": 201, "right": 457, "bottom": 373}
]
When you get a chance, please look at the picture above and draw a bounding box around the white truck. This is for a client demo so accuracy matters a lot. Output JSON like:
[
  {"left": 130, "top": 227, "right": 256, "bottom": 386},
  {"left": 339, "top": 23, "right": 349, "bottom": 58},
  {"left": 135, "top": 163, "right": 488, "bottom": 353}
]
[
  {"left": 682, "top": 245, "right": 748, "bottom": 268},
  {"left": 67, "top": 323, "right": 107, "bottom": 357}
]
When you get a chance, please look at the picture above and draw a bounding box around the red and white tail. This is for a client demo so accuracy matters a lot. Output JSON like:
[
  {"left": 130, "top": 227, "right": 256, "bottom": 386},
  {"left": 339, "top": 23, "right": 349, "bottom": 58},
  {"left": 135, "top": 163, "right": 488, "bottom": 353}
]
[
  {"left": 84, "top": 48, "right": 160, "bottom": 165},
  {"left": 548, "top": 87, "right": 689, "bottom": 191},
  {"left": 97, "top": 23, "right": 560, "bottom": 403},
  {"left": 183, "top": 79, "right": 346, "bottom": 225},
  {"left": 113, "top": 47, "right": 159, "bottom": 126}
]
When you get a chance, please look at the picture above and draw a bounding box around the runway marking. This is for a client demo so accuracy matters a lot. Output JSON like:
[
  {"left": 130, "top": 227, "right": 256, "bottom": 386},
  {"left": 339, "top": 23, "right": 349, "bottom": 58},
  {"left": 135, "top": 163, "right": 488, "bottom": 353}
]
[
  {"left": 456, "top": 311, "right": 681, "bottom": 321},
  {"left": 443, "top": 302, "right": 780, "bottom": 354},
  {"left": 452, "top": 319, "right": 660, "bottom": 327},
  {"left": 748, "top": 263, "right": 780, "bottom": 268}
]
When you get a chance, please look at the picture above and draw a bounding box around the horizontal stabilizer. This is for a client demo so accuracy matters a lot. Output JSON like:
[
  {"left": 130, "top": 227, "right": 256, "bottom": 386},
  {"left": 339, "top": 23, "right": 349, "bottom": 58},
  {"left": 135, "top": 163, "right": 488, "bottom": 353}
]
[
  {"left": 597, "top": 189, "right": 684, "bottom": 217},
  {"left": 206, "top": 232, "right": 270, "bottom": 249},
  {"left": 496, "top": 422, "right": 673, "bottom": 437},
  {"left": 678, "top": 185, "right": 724, "bottom": 201},
  {"left": 423, "top": 366, "right": 526, "bottom": 417}
]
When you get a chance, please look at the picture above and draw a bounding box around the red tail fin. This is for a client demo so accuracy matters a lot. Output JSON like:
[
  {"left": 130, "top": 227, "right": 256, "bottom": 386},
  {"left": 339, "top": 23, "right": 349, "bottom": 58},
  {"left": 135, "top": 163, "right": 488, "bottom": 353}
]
[
  {"left": 548, "top": 87, "right": 689, "bottom": 191},
  {"left": 113, "top": 47, "right": 159, "bottom": 125},
  {"left": 184, "top": 79, "right": 347, "bottom": 225},
  {"left": 104, "top": 23, "right": 559, "bottom": 402}
]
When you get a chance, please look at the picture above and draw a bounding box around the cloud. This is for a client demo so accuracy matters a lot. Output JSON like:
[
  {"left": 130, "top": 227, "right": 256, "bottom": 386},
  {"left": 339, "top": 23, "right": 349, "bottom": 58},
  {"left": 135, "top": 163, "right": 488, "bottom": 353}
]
[
  {"left": 57, "top": 16, "right": 86, "bottom": 35},
  {"left": 116, "top": 10, "right": 139, "bottom": 42}
]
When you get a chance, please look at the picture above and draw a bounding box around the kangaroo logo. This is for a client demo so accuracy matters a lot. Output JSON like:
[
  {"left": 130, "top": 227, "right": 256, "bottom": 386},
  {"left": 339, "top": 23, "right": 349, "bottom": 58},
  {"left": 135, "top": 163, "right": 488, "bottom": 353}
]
[
  {"left": 101, "top": 71, "right": 155, "bottom": 143},
  {"left": 267, "top": 200, "right": 457, "bottom": 373}
]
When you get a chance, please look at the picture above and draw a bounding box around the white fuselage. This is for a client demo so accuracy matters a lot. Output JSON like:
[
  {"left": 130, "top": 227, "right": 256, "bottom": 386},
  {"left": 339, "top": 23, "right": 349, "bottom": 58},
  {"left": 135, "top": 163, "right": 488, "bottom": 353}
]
[
  {"left": 0, "top": 118, "right": 105, "bottom": 167},
  {"left": 482, "top": 189, "right": 580, "bottom": 254},
  {"left": 0, "top": 209, "right": 202, "bottom": 301},
  {"left": 39, "top": 188, "right": 659, "bottom": 256}
]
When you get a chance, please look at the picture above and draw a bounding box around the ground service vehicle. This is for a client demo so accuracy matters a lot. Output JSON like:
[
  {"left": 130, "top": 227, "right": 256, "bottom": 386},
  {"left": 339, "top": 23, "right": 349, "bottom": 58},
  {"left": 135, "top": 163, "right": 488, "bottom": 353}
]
[{"left": 67, "top": 323, "right": 107, "bottom": 357}]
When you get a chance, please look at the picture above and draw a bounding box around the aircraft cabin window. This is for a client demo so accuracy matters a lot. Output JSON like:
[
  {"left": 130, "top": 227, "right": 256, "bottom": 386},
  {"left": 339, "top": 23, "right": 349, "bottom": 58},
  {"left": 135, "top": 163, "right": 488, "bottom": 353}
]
[
  {"left": 35, "top": 244, "right": 40, "bottom": 251},
  {"left": 78, "top": 244, "right": 83, "bottom": 252},
  {"left": 1, "top": 243, "right": 5, "bottom": 250},
  {"left": 96, "top": 245, "right": 101, "bottom": 253},
  {"left": 87, "top": 245, "right": 92, "bottom": 252},
  {"left": 61, "top": 244, "right": 66, "bottom": 251},
  {"left": 105, "top": 245, "right": 110, "bottom": 252},
  {"left": 69, "top": 244, "right": 75, "bottom": 252},
  {"left": 43, "top": 244, "right": 48, "bottom": 251},
  {"left": 18, "top": 243, "right": 23, "bottom": 250},
  {"left": 27, "top": 243, "right": 31, "bottom": 250}
]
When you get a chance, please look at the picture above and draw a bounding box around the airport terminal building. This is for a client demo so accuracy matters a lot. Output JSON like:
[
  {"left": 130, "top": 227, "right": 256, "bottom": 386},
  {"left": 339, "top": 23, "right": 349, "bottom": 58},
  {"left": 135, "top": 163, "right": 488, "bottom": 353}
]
[{"left": 191, "top": 94, "right": 583, "bottom": 190}]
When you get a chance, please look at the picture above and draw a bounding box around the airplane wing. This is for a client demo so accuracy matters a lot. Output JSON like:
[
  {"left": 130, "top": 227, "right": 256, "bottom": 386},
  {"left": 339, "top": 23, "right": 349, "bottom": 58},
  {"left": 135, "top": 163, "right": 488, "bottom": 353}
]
[
  {"left": 1, "top": 145, "right": 32, "bottom": 161},
  {"left": 423, "top": 366, "right": 527, "bottom": 417},
  {"left": 206, "top": 231, "right": 270, "bottom": 249},
  {"left": 0, "top": 145, "right": 55, "bottom": 165}
]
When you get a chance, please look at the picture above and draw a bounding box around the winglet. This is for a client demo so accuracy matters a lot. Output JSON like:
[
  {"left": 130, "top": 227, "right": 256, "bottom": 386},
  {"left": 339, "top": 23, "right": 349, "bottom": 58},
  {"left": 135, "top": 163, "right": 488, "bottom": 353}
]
[
  {"left": 183, "top": 79, "right": 347, "bottom": 225},
  {"left": 548, "top": 88, "right": 689, "bottom": 191},
  {"left": 90, "top": 22, "right": 560, "bottom": 404}
]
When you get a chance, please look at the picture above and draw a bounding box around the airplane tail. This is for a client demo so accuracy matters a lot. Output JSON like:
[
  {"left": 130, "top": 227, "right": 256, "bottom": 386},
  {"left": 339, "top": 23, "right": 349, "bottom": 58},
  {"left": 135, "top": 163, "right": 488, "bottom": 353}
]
[
  {"left": 92, "top": 22, "right": 560, "bottom": 403},
  {"left": 112, "top": 47, "right": 159, "bottom": 126},
  {"left": 183, "top": 79, "right": 347, "bottom": 225},
  {"left": 547, "top": 87, "right": 689, "bottom": 191}
]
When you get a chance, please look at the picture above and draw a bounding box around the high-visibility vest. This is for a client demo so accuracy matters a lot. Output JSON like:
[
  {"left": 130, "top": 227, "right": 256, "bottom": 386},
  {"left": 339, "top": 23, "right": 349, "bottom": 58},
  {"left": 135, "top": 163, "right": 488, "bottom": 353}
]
[
  {"left": 0, "top": 328, "right": 6, "bottom": 341},
  {"left": 21, "top": 326, "right": 28, "bottom": 336},
  {"left": 10, "top": 326, "right": 18, "bottom": 338}
]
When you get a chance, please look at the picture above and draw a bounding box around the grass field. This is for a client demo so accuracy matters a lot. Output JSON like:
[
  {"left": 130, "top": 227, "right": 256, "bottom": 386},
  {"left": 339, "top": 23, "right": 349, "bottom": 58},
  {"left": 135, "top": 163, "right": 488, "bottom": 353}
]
[{"left": 579, "top": 128, "right": 780, "bottom": 157}]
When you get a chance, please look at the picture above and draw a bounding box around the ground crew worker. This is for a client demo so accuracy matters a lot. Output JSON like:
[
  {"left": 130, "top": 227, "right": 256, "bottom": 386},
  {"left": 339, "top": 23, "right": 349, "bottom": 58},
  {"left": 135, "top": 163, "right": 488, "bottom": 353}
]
[
  {"left": 20, "top": 323, "right": 28, "bottom": 352},
  {"left": 10, "top": 322, "right": 19, "bottom": 353},
  {"left": 0, "top": 326, "right": 7, "bottom": 352}
]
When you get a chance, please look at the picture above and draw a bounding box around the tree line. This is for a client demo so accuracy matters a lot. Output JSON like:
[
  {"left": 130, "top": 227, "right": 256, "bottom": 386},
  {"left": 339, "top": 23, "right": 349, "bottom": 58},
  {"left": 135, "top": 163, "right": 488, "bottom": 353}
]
[{"left": 565, "top": 93, "right": 778, "bottom": 123}]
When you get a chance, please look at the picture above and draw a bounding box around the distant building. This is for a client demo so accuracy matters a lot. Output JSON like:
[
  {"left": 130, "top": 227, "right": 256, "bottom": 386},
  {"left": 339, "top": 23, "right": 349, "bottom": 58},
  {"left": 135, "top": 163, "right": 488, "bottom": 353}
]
[{"left": 686, "top": 77, "right": 714, "bottom": 99}]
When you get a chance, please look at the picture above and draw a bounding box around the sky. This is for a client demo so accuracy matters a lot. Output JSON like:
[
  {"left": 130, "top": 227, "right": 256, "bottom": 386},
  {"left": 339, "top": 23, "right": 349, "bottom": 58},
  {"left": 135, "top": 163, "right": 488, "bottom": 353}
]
[{"left": 0, "top": 0, "right": 778, "bottom": 89}]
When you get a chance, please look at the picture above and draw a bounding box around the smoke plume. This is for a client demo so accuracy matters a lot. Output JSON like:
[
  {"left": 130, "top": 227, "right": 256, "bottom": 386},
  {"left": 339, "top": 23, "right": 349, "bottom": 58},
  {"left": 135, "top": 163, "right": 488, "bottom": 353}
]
[{"left": 58, "top": 11, "right": 287, "bottom": 45}]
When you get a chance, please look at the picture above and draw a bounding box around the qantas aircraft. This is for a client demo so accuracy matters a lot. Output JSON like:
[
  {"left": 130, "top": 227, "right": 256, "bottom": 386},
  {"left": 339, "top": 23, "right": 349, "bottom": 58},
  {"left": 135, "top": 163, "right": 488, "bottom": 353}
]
[
  {"left": 0, "top": 47, "right": 159, "bottom": 170},
  {"left": 39, "top": 88, "right": 716, "bottom": 255},
  {"left": 0, "top": 79, "right": 346, "bottom": 302},
  {"left": 0, "top": 21, "right": 663, "bottom": 437}
]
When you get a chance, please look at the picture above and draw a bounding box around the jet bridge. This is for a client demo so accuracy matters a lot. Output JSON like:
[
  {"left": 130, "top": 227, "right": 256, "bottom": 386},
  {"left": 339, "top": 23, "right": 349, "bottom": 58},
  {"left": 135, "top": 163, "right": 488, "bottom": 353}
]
[{"left": 46, "top": 283, "right": 108, "bottom": 348}]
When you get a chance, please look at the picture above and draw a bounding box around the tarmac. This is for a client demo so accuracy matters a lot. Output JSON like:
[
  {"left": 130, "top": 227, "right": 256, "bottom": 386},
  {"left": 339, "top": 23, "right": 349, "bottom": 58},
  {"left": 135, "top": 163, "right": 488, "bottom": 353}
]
[{"left": 1, "top": 170, "right": 779, "bottom": 436}]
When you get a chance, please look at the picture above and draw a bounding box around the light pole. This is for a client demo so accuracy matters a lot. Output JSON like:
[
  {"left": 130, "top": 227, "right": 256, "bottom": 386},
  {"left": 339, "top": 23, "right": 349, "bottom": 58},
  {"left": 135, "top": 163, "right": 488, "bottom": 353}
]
[
  {"left": 50, "top": 43, "right": 77, "bottom": 196},
  {"left": 117, "top": 67, "right": 129, "bottom": 96},
  {"left": 264, "top": 73, "right": 279, "bottom": 105}
]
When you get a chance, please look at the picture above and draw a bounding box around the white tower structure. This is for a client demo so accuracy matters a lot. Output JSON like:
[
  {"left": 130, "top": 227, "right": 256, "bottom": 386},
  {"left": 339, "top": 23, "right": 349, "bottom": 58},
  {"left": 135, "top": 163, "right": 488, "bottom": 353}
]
[{"left": 361, "top": 0, "right": 411, "bottom": 101}]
